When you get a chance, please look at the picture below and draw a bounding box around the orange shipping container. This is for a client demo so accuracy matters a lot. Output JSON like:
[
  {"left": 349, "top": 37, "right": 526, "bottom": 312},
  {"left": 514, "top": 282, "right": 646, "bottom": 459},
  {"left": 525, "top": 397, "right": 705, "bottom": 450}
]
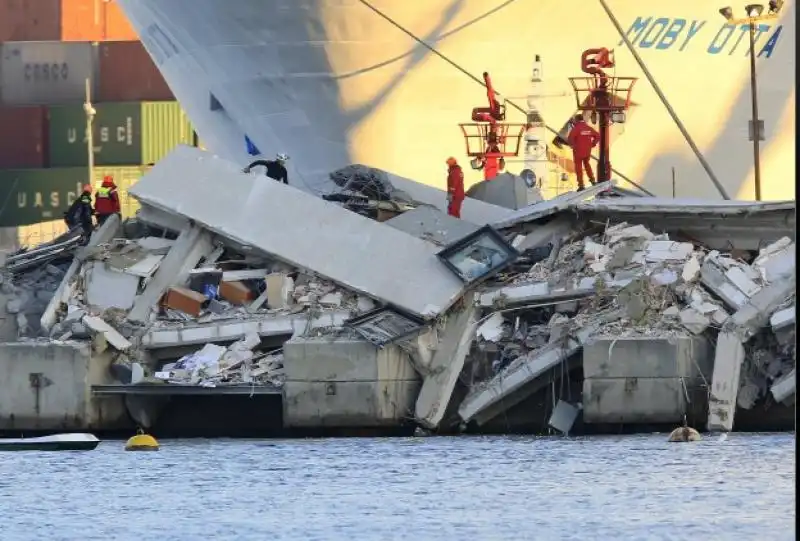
[
  {"left": 97, "top": 41, "right": 174, "bottom": 102},
  {"left": 0, "top": 0, "right": 61, "bottom": 41},
  {"left": 0, "top": 0, "right": 138, "bottom": 42},
  {"left": 0, "top": 106, "right": 48, "bottom": 169}
]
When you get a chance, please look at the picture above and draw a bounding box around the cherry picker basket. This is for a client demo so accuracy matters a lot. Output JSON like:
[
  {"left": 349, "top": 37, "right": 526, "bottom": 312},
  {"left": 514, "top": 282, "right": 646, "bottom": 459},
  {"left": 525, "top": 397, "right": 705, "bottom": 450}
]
[
  {"left": 458, "top": 122, "right": 527, "bottom": 158},
  {"left": 568, "top": 76, "right": 637, "bottom": 112}
]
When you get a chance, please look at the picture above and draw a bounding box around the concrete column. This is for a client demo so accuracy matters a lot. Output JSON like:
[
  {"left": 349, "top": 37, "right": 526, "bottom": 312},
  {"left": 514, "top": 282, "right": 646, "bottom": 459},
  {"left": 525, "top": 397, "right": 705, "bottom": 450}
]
[
  {"left": 415, "top": 294, "right": 477, "bottom": 430},
  {"left": 127, "top": 226, "right": 214, "bottom": 323}
]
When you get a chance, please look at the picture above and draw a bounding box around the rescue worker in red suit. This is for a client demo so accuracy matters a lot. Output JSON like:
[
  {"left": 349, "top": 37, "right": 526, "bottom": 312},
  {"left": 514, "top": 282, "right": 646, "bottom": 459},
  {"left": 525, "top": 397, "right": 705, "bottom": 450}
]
[
  {"left": 445, "top": 157, "right": 465, "bottom": 218},
  {"left": 479, "top": 142, "right": 506, "bottom": 181},
  {"left": 94, "top": 175, "right": 121, "bottom": 226},
  {"left": 567, "top": 114, "right": 600, "bottom": 191}
]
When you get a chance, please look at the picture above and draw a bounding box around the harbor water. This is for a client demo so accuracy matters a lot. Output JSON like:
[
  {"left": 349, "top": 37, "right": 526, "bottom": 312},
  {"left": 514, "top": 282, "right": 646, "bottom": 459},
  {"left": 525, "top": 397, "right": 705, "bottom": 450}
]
[{"left": 0, "top": 433, "right": 794, "bottom": 540}]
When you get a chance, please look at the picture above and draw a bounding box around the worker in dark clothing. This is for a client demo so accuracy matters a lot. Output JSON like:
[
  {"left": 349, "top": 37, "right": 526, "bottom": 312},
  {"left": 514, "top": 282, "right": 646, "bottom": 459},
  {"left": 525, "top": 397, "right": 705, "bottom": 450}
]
[
  {"left": 446, "top": 157, "right": 465, "bottom": 218},
  {"left": 243, "top": 152, "right": 289, "bottom": 184},
  {"left": 566, "top": 114, "right": 600, "bottom": 191},
  {"left": 64, "top": 184, "right": 95, "bottom": 238},
  {"left": 94, "top": 175, "right": 121, "bottom": 226}
]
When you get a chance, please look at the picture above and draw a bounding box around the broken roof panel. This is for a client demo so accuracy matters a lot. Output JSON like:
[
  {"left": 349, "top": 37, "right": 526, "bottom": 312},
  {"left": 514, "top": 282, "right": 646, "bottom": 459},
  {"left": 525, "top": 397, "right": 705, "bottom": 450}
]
[
  {"left": 575, "top": 197, "right": 796, "bottom": 215},
  {"left": 384, "top": 206, "right": 480, "bottom": 247},
  {"left": 492, "top": 181, "right": 616, "bottom": 229},
  {"left": 129, "top": 146, "right": 466, "bottom": 319}
]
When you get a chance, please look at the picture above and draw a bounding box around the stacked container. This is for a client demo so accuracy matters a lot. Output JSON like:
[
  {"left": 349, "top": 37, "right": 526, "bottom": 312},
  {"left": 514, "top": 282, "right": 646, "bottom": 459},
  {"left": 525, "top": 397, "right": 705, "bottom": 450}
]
[{"left": 0, "top": 1, "right": 197, "bottom": 249}]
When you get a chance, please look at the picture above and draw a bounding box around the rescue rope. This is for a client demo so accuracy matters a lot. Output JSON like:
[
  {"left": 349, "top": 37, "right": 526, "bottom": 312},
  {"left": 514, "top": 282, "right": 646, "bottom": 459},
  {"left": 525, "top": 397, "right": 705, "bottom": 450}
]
[{"left": 357, "top": 0, "right": 654, "bottom": 196}]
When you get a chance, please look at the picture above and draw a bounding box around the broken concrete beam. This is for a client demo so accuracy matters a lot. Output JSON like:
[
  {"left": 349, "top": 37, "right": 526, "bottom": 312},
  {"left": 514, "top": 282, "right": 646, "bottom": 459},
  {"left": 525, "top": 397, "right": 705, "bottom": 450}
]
[
  {"left": 753, "top": 237, "right": 795, "bottom": 283},
  {"left": 140, "top": 310, "right": 351, "bottom": 348},
  {"left": 415, "top": 293, "right": 477, "bottom": 430},
  {"left": 127, "top": 226, "right": 214, "bottom": 323},
  {"left": 770, "top": 306, "right": 795, "bottom": 332},
  {"left": 83, "top": 315, "right": 132, "bottom": 351},
  {"left": 40, "top": 214, "right": 121, "bottom": 332},
  {"left": 161, "top": 286, "right": 207, "bottom": 317},
  {"left": 128, "top": 146, "right": 465, "bottom": 319},
  {"left": 221, "top": 269, "right": 268, "bottom": 281},
  {"left": 458, "top": 324, "right": 597, "bottom": 426},
  {"left": 700, "top": 257, "right": 751, "bottom": 310},
  {"left": 479, "top": 282, "right": 549, "bottom": 307},
  {"left": 679, "top": 307, "right": 711, "bottom": 335},
  {"left": 515, "top": 217, "right": 576, "bottom": 253},
  {"left": 725, "top": 275, "right": 796, "bottom": 343},
  {"left": 771, "top": 368, "right": 796, "bottom": 405},
  {"left": 707, "top": 331, "right": 746, "bottom": 432}
]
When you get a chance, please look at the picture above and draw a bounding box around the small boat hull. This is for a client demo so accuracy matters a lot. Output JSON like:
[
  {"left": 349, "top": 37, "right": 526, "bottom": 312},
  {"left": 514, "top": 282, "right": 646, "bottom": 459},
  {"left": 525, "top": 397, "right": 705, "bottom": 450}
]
[{"left": 0, "top": 433, "right": 100, "bottom": 451}]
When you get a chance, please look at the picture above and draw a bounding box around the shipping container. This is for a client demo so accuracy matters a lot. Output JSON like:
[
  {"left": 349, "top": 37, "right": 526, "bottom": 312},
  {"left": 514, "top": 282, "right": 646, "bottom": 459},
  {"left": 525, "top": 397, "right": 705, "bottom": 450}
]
[
  {"left": 0, "top": 167, "right": 88, "bottom": 227},
  {"left": 93, "top": 165, "right": 148, "bottom": 218},
  {"left": 97, "top": 41, "right": 173, "bottom": 102},
  {"left": 0, "top": 106, "right": 48, "bottom": 168},
  {"left": 60, "top": 0, "right": 138, "bottom": 41},
  {"left": 0, "top": 0, "right": 61, "bottom": 42},
  {"left": 47, "top": 101, "right": 194, "bottom": 166},
  {"left": 0, "top": 0, "right": 137, "bottom": 42},
  {"left": 0, "top": 41, "right": 99, "bottom": 106}
]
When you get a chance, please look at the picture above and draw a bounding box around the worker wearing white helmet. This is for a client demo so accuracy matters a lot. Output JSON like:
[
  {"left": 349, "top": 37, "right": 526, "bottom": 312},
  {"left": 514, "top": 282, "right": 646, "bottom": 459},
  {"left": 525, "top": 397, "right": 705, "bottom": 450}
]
[{"left": 243, "top": 152, "right": 290, "bottom": 184}]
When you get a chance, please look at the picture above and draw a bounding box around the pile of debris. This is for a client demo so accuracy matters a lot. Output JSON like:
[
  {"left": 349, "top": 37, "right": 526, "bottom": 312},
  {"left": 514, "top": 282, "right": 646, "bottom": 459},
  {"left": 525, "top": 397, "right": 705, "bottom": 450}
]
[{"left": 469, "top": 218, "right": 796, "bottom": 418}]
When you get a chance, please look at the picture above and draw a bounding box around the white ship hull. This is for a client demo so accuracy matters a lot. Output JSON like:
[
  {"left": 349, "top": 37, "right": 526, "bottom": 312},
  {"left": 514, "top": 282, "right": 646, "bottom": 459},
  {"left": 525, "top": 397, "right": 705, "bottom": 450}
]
[{"left": 117, "top": 0, "right": 795, "bottom": 200}]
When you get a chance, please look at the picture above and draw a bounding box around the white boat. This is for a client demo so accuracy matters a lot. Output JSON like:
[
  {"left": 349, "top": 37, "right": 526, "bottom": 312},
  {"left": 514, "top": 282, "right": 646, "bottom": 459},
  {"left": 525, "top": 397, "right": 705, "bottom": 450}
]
[
  {"left": 0, "top": 433, "right": 100, "bottom": 451},
  {"left": 117, "top": 0, "right": 795, "bottom": 201}
]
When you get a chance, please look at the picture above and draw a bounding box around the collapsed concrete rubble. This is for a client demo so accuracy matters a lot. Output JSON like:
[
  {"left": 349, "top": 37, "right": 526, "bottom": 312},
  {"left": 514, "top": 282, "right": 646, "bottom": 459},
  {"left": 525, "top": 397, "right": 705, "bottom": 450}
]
[
  {"left": 457, "top": 219, "right": 796, "bottom": 433},
  {"left": 1, "top": 144, "right": 794, "bottom": 436}
]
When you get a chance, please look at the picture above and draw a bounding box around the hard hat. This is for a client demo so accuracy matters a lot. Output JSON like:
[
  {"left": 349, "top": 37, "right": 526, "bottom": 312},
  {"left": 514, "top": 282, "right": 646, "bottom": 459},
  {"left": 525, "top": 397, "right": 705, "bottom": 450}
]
[
  {"left": 82, "top": 184, "right": 92, "bottom": 193},
  {"left": 103, "top": 175, "right": 113, "bottom": 182},
  {"left": 276, "top": 152, "right": 289, "bottom": 161},
  {"left": 446, "top": 157, "right": 457, "bottom": 166}
]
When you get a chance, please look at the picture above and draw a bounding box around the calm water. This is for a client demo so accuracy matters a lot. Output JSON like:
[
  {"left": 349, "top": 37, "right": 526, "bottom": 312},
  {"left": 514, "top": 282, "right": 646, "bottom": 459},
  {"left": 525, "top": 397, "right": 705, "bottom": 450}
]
[{"left": 0, "top": 433, "right": 794, "bottom": 540}]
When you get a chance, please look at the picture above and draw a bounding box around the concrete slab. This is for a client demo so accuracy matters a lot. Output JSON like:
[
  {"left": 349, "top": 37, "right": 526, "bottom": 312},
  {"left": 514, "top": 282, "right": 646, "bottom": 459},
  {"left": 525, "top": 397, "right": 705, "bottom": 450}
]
[
  {"left": 548, "top": 400, "right": 580, "bottom": 434},
  {"left": 85, "top": 263, "right": 140, "bottom": 311},
  {"left": 492, "top": 181, "right": 615, "bottom": 229},
  {"left": 707, "top": 331, "right": 746, "bottom": 432},
  {"left": 770, "top": 306, "right": 795, "bottom": 331},
  {"left": 583, "top": 335, "right": 712, "bottom": 380},
  {"left": 136, "top": 203, "right": 190, "bottom": 233},
  {"left": 515, "top": 217, "right": 576, "bottom": 253},
  {"left": 129, "top": 146, "right": 465, "bottom": 319},
  {"left": 700, "top": 258, "right": 750, "bottom": 310},
  {"left": 384, "top": 206, "right": 480, "bottom": 247},
  {"left": 123, "top": 254, "right": 164, "bottom": 278},
  {"left": 771, "top": 369, "right": 796, "bottom": 405},
  {"left": 415, "top": 295, "right": 477, "bottom": 429},
  {"left": 459, "top": 325, "right": 596, "bottom": 425},
  {"left": 141, "top": 310, "right": 351, "bottom": 348}
]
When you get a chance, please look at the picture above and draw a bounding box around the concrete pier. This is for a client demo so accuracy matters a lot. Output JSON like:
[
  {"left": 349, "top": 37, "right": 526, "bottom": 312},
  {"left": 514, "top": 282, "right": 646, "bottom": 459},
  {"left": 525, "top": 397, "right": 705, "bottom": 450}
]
[
  {"left": 582, "top": 335, "right": 713, "bottom": 425},
  {"left": 282, "top": 336, "right": 420, "bottom": 429},
  {"left": 0, "top": 342, "right": 127, "bottom": 432}
]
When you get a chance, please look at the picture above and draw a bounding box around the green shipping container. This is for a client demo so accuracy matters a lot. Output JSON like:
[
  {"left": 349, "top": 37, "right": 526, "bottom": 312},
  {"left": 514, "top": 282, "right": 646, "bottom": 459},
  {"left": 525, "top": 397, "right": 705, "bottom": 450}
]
[
  {"left": 0, "top": 168, "right": 89, "bottom": 227},
  {"left": 93, "top": 166, "right": 150, "bottom": 220},
  {"left": 47, "top": 101, "right": 195, "bottom": 167}
]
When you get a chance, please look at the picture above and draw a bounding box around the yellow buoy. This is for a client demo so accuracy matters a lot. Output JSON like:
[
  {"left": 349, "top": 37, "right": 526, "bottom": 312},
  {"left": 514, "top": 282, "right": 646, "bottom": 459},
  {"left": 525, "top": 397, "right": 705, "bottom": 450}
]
[{"left": 125, "top": 428, "right": 159, "bottom": 451}]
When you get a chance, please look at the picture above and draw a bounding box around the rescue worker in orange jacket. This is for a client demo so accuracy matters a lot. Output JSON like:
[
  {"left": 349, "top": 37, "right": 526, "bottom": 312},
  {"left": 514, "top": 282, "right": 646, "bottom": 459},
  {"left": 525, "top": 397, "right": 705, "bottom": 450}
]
[
  {"left": 94, "top": 175, "right": 121, "bottom": 226},
  {"left": 566, "top": 114, "right": 600, "bottom": 191},
  {"left": 446, "top": 157, "right": 465, "bottom": 218}
]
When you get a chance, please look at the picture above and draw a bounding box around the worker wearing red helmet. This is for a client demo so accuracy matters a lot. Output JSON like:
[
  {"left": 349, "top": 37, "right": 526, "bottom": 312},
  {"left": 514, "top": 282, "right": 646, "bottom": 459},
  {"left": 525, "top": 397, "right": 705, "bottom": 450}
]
[
  {"left": 445, "top": 157, "right": 465, "bottom": 218},
  {"left": 64, "top": 184, "right": 95, "bottom": 238},
  {"left": 567, "top": 114, "right": 600, "bottom": 191},
  {"left": 94, "top": 175, "right": 121, "bottom": 226}
]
